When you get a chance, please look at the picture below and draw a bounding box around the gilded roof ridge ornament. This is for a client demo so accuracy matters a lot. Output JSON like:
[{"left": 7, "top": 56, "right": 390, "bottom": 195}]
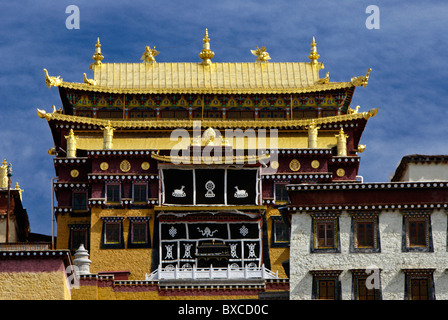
[
  {"left": 317, "top": 72, "right": 329, "bottom": 84},
  {"left": 43, "top": 69, "right": 63, "bottom": 89},
  {"left": 141, "top": 45, "right": 159, "bottom": 64},
  {"left": 251, "top": 46, "right": 271, "bottom": 63},
  {"left": 308, "top": 36, "right": 320, "bottom": 65},
  {"left": 199, "top": 28, "right": 214, "bottom": 66},
  {"left": 83, "top": 73, "right": 97, "bottom": 86},
  {"left": 89, "top": 37, "right": 104, "bottom": 70},
  {"left": 351, "top": 68, "right": 372, "bottom": 87}
]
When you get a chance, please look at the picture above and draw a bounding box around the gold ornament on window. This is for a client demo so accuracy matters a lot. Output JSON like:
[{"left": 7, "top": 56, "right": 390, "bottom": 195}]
[
  {"left": 100, "top": 162, "right": 109, "bottom": 171},
  {"left": 141, "top": 162, "right": 150, "bottom": 170},
  {"left": 289, "top": 159, "right": 301, "bottom": 172},
  {"left": 120, "top": 160, "right": 131, "bottom": 172},
  {"left": 311, "top": 160, "right": 320, "bottom": 169},
  {"left": 70, "top": 169, "right": 79, "bottom": 178}
]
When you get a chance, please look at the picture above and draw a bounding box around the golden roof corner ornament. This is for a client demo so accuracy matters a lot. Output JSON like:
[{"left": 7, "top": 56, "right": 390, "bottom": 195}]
[
  {"left": 83, "top": 73, "right": 97, "bottom": 86},
  {"left": 317, "top": 72, "right": 329, "bottom": 84},
  {"left": 308, "top": 36, "right": 320, "bottom": 65},
  {"left": 36, "top": 108, "right": 53, "bottom": 121},
  {"left": 347, "top": 105, "right": 360, "bottom": 114},
  {"left": 251, "top": 46, "right": 271, "bottom": 63},
  {"left": 89, "top": 37, "right": 104, "bottom": 69},
  {"left": 357, "top": 145, "right": 366, "bottom": 153},
  {"left": 141, "top": 46, "right": 159, "bottom": 64},
  {"left": 351, "top": 68, "right": 372, "bottom": 87},
  {"left": 43, "top": 69, "right": 63, "bottom": 89},
  {"left": 199, "top": 28, "right": 214, "bottom": 66}
]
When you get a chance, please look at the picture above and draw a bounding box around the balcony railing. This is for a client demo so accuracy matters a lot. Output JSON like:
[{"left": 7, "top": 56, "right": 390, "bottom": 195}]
[{"left": 146, "top": 264, "right": 278, "bottom": 281}]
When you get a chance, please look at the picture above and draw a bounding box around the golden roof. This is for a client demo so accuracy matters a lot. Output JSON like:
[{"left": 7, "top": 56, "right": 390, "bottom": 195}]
[
  {"left": 36, "top": 107, "right": 378, "bottom": 129},
  {"left": 43, "top": 36, "right": 371, "bottom": 95}
]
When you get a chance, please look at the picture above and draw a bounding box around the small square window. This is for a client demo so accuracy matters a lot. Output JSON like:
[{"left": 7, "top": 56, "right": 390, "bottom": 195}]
[
  {"left": 271, "top": 216, "right": 290, "bottom": 247},
  {"left": 101, "top": 218, "right": 124, "bottom": 249},
  {"left": 312, "top": 215, "right": 340, "bottom": 252},
  {"left": 352, "top": 269, "right": 382, "bottom": 300},
  {"left": 274, "top": 184, "right": 289, "bottom": 203},
  {"left": 73, "top": 192, "right": 88, "bottom": 212},
  {"left": 128, "top": 218, "right": 151, "bottom": 248},
  {"left": 351, "top": 214, "right": 380, "bottom": 253},
  {"left": 133, "top": 184, "right": 148, "bottom": 203},
  {"left": 68, "top": 224, "right": 89, "bottom": 254},
  {"left": 106, "top": 184, "right": 121, "bottom": 203},
  {"left": 311, "top": 270, "right": 342, "bottom": 300},
  {"left": 404, "top": 269, "right": 435, "bottom": 300},
  {"left": 403, "top": 213, "right": 432, "bottom": 252}
]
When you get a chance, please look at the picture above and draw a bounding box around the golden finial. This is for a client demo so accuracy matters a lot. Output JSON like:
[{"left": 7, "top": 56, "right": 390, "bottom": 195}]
[
  {"left": 308, "top": 36, "right": 320, "bottom": 65},
  {"left": 199, "top": 28, "right": 214, "bottom": 66},
  {"left": 251, "top": 46, "right": 271, "bottom": 63},
  {"left": 89, "top": 37, "right": 104, "bottom": 69},
  {"left": 141, "top": 46, "right": 160, "bottom": 64}
]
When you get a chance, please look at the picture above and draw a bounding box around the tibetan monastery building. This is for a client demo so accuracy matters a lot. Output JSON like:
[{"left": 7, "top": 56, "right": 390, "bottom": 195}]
[{"left": 37, "top": 30, "right": 376, "bottom": 299}]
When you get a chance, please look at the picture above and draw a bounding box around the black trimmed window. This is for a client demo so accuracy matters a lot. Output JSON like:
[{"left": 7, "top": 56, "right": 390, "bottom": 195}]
[
  {"left": 128, "top": 217, "right": 151, "bottom": 248},
  {"left": 73, "top": 191, "right": 88, "bottom": 212},
  {"left": 403, "top": 269, "right": 435, "bottom": 300},
  {"left": 68, "top": 224, "right": 90, "bottom": 254},
  {"left": 350, "top": 213, "right": 380, "bottom": 253},
  {"left": 351, "top": 269, "right": 382, "bottom": 300},
  {"left": 311, "top": 270, "right": 342, "bottom": 300},
  {"left": 274, "top": 183, "right": 289, "bottom": 203},
  {"left": 311, "top": 213, "right": 340, "bottom": 253},
  {"left": 133, "top": 183, "right": 148, "bottom": 204},
  {"left": 271, "top": 215, "right": 290, "bottom": 247},
  {"left": 101, "top": 217, "right": 125, "bottom": 249},
  {"left": 106, "top": 183, "right": 121, "bottom": 204},
  {"left": 402, "top": 211, "right": 433, "bottom": 252}
]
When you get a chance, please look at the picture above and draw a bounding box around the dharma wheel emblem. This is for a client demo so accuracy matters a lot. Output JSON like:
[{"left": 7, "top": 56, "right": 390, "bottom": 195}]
[
  {"left": 120, "top": 160, "right": 131, "bottom": 172},
  {"left": 70, "top": 169, "right": 79, "bottom": 178},
  {"left": 141, "top": 162, "right": 150, "bottom": 170},
  {"left": 311, "top": 160, "right": 320, "bottom": 169},
  {"left": 289, "top": 159, "right": 301, "bottom": 172}
]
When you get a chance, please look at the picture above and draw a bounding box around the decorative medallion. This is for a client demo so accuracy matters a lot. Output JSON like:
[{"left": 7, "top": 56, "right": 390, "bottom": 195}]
[
  {"left": 336, "top": 168, "right": 345, "bottom": 177},
  {"left": 141, "top": 162, "right": 150, "bottom": 170},
  {"left": 205, "top": 180, "right": 216, "bottom": 198},
  {"left": 270, "top": 161, "right": 279, "bottom": 169},
  {"left": 70, "top": 169, "right": 79, "bottom": 178},
  {"left": 100, "top": 162, "right": 109, "bottom": 171},
  {"left": 120, "top": 160, "right": 131, "bottom": 172},
  {"left": 289, "top": 159, "right": 301, "bottom": 172},
  {"left": 311, "top": 160, "right": 320, "bottom": 169}
]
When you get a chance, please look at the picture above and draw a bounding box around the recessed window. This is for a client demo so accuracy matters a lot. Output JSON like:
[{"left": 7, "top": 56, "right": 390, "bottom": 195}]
[
  {"left": 351, "top": 214, "right": 380, "bottom": 253},
  {"left": 68, "top": 224, "right": 89, "bottom": 254},
  {"left": 73, "top": 191, "right": 88, "bottom": 212},
  {"left": 311, "top": 270, "right": 342, "bottom": 300},
  {"left": 128, "top": 217, "right": 151, "bottom": 248},
  {"left": 404, "top": 269, "right": 435, "bottom": 300},
  {"left": 311, "top": 214, "right": 340, "bottom": 252},
  {"left": 106, "top": 184, "right": 121, "bottom": 204},
  {"left": 101, "top": 217, "right": 124, "bottom": 249},
  {"left": 271, "top": 216, "right": 289, "bottom": 247},
  {"left": 274, "top": 183, "right": 289, "bottom": 203},
  {"left": 352, "top": 269, "right": 382, "bottom": 300},
  {"left": 403, "top": 212, "right": 432, "bottom": 252},
  {"left": 133, "top": 184, "right": 148, "bottom": 204}
]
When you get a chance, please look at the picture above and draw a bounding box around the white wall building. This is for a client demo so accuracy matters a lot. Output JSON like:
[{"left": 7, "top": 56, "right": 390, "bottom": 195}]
[{"left": 288, "top": 155, "right": 448, "bottom": 300}]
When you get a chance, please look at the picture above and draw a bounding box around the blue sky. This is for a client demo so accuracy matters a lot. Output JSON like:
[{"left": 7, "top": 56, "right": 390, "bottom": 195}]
[{"left": 1, "top": 1, "right": 447, "bottom": 236}]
